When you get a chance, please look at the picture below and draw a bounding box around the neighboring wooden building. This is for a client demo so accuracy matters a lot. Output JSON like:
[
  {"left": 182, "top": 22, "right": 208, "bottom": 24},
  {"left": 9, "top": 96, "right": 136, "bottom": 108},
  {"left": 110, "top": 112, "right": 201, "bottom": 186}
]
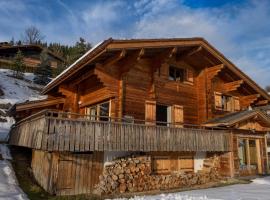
[
  {"left": 0, "top": 43, "right": 64, "bottom": 72},
  {"left": 9, "top": 38, "right": 270, "bottom": 196}
]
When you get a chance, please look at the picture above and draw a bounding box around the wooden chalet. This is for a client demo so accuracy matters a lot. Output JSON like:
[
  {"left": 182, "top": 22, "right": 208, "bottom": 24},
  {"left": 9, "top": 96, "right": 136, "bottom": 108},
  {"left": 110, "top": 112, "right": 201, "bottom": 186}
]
[
  {"left": 0, "top": 43, "right": 64, "bottom": 72},
  {"left": 9, "top": 38, "right": 270, "bottom": 196}
]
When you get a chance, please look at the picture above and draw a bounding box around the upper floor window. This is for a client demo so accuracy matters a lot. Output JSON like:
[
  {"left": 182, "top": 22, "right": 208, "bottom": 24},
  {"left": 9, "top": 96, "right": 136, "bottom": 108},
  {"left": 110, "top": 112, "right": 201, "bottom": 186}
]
[
  {"left": 169, "top": 66, "right": 185, "bottom": 82},
  {"left": 169, "top": 66, "right": 194, "bottom": 83},
  {"left": 214, "top": 92, "right": 240, "bottom": 112}
]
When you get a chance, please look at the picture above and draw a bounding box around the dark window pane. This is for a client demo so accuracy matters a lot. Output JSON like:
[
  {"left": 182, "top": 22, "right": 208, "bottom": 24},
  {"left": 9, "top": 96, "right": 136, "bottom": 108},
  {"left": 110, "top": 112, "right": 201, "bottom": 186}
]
[
  {"left": 99, "top": 102, "right": 110, "bottom": 121},
  {"left": 169, "top": 67, "right": 175, "bottom": 80}
]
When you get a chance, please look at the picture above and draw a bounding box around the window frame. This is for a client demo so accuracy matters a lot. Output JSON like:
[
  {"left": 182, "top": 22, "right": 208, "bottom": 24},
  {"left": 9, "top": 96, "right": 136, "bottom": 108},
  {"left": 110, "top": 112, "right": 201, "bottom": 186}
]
[
  {"left": 169, "top": 66, "right": 186, "bottom": 82},
  {"left": 85, "top": 100, "right": 110, "bottom": 121}
]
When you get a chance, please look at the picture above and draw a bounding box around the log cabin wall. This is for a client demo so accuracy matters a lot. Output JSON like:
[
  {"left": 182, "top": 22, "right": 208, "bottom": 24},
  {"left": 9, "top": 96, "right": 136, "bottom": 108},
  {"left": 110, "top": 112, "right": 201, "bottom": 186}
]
[
  {"left": 31, "top": 150, "right": 104, "bottom": 196},
  {"left": 121, "top": 58, "right": 199, "bottom": 124}
]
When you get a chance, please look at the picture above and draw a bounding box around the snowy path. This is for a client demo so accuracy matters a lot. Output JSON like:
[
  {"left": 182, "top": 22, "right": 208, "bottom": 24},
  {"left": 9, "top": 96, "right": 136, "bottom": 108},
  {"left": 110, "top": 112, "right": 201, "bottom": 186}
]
[
  {"left": 0, "top": 144, "right": 28, "bottom": 200},
  {"left": 113, "top": 177, "right": 270, "bottom": 200}
]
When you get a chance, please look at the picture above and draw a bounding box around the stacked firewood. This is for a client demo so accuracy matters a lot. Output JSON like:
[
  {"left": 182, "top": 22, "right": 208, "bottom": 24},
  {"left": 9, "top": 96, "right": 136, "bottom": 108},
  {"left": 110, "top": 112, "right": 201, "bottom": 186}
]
[{"left": 95, "top": 155, "right": 221, "bottom": 195}]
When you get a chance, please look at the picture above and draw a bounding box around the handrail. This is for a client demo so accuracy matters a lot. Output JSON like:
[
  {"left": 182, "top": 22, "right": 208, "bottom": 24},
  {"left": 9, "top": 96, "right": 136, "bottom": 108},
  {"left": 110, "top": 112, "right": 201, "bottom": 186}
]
[{"left": 14, "top": 109, "right": 227, "bottom": 130}]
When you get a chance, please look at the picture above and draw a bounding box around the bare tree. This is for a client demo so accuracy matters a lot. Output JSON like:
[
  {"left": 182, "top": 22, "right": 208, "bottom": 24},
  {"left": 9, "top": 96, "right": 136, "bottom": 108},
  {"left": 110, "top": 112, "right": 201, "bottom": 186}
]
[{"left": 22, "top": 26, "right": 45, "bottom": 44}]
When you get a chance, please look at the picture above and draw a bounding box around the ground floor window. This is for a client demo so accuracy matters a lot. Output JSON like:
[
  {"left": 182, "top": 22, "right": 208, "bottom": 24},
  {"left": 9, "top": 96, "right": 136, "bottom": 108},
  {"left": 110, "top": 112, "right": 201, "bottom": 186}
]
[{"left": 85, "top": 101, "right": 110, "bottom": 121}]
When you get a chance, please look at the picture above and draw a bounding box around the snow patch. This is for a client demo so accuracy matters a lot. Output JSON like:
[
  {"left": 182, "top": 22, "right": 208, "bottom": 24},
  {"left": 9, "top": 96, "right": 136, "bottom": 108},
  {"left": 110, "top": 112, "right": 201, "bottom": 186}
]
[
  {"left": 111, "top": 194, "right": 220, "bottom": 200},
  {"left": 252, "top": 178, "right": 270, "bottom": 185},
  {"left": 0, "top": 144, "right": 28, "bottom": 199}
]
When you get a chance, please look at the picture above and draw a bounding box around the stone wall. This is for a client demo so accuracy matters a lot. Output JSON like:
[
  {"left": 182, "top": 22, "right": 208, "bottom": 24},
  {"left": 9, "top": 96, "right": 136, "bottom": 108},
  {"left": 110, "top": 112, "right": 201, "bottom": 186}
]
[{"left": 95, "top": 154, "right": 221, "bottom": 195}]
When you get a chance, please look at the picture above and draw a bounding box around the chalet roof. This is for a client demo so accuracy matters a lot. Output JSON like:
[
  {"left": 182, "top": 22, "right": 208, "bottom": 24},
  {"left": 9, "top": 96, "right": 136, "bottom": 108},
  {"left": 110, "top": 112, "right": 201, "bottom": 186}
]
[
  {"left": 204, "top": 109, "right": 270, "bottom": 128},
  {"left": 0, "top": 44, "right": 64, "bottom": 62},
  {"left": 41, "top": 37, "right": 270, "bottom": 101}
]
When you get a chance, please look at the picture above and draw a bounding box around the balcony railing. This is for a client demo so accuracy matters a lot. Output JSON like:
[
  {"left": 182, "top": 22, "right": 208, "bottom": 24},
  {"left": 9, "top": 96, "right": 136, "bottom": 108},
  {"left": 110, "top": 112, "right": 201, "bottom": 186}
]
[{"left": 9, "top": 110, "right": 232, "bottom": 152}]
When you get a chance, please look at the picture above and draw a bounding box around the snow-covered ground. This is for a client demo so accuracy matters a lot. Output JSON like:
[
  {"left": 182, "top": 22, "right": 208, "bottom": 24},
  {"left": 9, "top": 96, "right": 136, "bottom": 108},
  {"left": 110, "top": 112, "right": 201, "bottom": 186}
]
[
  {"left": 0, "top": 69, "right": 46, "bottom": 141},
  {"left": 0, "top": 144, "right": 28, "bottom": 200},
  {"left": 112, "top": 177, "right": 270, "bottom": 200},
  {"left": 0, "top": 69, "right": 45, "bottom": 105}
]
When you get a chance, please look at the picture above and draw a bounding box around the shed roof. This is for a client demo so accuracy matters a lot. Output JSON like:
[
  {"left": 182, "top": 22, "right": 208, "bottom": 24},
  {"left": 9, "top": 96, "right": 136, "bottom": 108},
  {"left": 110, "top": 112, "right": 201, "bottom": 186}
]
[{"left": 204, "top": 109, "right": 270, "bottom": 128}]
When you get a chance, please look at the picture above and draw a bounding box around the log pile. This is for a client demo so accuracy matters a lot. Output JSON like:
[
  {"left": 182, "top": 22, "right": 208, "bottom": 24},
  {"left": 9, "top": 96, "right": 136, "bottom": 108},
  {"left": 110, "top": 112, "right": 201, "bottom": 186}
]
[{"left": 95, "top": 154, "right": 221, "bottom": 195}]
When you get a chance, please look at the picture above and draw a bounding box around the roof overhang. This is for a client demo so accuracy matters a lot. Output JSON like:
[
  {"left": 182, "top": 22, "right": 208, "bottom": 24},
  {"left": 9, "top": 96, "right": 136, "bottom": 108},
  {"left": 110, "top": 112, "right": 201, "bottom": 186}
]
[
  {"left": 41, "top": 37, "right": 270, "bottom": 101},
  {"left": 15, "top": 97, "right": 65, "bottom": 112}
]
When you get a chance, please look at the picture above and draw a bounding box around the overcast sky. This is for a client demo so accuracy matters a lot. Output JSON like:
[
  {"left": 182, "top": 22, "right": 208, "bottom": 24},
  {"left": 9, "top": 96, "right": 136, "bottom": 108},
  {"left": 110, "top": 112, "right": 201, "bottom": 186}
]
[{"left": 0, "top": 0, "right": 270, "bottom": 88}]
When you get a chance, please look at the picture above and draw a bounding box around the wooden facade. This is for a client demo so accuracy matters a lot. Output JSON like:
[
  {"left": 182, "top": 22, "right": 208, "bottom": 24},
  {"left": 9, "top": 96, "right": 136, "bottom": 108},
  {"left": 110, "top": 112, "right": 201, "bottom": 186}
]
[
  {"left": 9, "top": 38, "right": 270, "bottom": 195},
  {"left": 32, "top": 150, "right": 103, "bottom": 195},
  {"left": 0, "top": 44, "right": 64, "bottom": 72}
]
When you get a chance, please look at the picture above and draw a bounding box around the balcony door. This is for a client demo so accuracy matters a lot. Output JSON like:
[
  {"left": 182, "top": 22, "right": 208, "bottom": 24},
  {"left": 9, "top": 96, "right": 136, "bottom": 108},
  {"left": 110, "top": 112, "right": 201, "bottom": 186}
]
[{"left": 145, "top": 101, "right": 183, "bottom": 127}]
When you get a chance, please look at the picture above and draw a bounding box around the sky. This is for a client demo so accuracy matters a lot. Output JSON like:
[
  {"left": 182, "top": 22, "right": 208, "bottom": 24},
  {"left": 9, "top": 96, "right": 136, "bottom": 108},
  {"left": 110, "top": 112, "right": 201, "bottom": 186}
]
[{"left": 0, "top": 0, "right": 270, "bottom": 88}]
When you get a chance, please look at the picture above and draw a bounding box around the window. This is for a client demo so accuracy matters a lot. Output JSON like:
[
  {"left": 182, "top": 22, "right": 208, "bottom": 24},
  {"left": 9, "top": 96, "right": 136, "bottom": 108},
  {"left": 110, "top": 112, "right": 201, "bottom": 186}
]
[
  {"left": 86, "top": 101, "right": 110, "bottom": 121},
  {"left": 214, "top": 92, "right": 240, "bottom": 112},
  {"left": 169, "top": 66, "right": 185, "bottom": 82}
]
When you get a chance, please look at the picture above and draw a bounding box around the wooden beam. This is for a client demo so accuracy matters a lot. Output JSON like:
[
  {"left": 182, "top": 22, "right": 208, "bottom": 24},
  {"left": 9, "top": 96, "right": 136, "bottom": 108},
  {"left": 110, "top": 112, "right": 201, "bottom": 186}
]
[
  {"left": 256, "top": 139, "right": 263, "bottom": 174},
  {"left": 240, "top": 94, "right": 260, "bottom": 108},
  {"left": 118, "top": 49, "right": 145, "bottom": 75},
  {"left": 176, "top": 46, "right": 202, "bottom": 61},
  {"left": 73, "top": 49, "right": 127, "bottom": 86},
  {"left": 137, "top": 48, "right": 145, "bottom": 60},
  {"left": 72, "top": 69, "right": 94, "bottom": 85},
  {"left": 206, "top": 64, "right": 224, "bottom": 79},
  {"left": 223, "top": 80, "right": 244, "bottom": 92},
  {"left": 103, "top": 49, "right": 126, "bottom": 68},
  {"left": 256, "top": 100, "right": 268, "bottom": 106}
]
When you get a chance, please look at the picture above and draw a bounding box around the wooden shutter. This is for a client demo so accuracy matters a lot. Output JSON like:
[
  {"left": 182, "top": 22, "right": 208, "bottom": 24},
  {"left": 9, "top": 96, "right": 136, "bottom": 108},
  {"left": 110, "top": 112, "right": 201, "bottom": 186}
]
[
  {"left": 234, "top": 97, "right": 240, "bottom": 111},
  {"left": 109, "top": 99, "right": 116, "bottom": 121},
  {"left": 145, "top": 100, "right": 156, "bottom": 125},
  {"left": 178, "top": 156, "right": 194, "bottom": 172},
  {"left": 186, "top": 68, "right": 194, "bottom": 83},
  {"left": 226, "top": 97, "right": 232, "bottom": 112},
  {"left": 153, "top": 157, "right": 170, "bottom": 174},
  {"left": 214, "top": 92, "right": 222, "bottom": 110},
  {"left": 172, "top": 105, "right": 183, "bottom": 127}
]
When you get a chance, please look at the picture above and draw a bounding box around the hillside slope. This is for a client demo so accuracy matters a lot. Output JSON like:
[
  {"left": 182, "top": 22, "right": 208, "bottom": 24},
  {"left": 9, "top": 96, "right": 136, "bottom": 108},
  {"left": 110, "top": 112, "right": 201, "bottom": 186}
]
[{"left": 0, "top": 69, "right": 46, "bottom": 141}]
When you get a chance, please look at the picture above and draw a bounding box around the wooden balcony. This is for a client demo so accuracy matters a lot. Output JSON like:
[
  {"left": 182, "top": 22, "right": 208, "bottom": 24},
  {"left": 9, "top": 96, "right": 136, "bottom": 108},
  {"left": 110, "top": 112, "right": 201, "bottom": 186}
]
[{"left": 9, "top": 110, "right": 232, "bottom": 152}]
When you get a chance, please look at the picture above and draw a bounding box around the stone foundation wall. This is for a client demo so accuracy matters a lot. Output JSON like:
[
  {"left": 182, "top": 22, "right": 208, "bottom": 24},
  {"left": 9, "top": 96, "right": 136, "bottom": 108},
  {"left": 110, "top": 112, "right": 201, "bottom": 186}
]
[{"left": 95, "top": 154, "right": 221, "bottom": 195}]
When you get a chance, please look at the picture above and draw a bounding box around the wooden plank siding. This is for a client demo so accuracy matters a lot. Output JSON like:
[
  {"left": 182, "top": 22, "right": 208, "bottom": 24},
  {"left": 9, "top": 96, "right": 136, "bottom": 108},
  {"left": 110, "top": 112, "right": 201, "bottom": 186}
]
[
  {"left": 9, "top": 112, "right": 231, "bottom": 152},
  {"left": 31, "top": 150, "right": 103, "bottom": 195}
]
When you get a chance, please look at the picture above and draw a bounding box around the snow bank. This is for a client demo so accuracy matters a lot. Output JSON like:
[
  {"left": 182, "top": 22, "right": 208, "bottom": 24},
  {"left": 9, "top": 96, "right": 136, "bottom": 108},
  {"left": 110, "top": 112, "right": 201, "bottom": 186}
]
[
  {"left": 252, "top": 177, "right": 270, "bottom": 185},
  {"left": 0, "top": 69, "right": 46, "bottom": 105},
  {"left": 0, "top": 144, "right": 28, "bottom": 199},
  {"left": 111, "top": 176, "right": 270, "bottom": 200},
  {"left": 112, "top": 194, "right": 219, "bottom": 200}
]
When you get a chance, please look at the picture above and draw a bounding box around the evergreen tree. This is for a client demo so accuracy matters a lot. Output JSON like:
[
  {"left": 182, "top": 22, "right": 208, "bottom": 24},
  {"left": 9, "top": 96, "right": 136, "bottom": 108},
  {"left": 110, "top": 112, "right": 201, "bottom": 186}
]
[
  {"left": 34, "top": 50, "right": 52, "bottom": 85},
  {"left": 12, "top": 50, "right": 25, "bottom": 79}
]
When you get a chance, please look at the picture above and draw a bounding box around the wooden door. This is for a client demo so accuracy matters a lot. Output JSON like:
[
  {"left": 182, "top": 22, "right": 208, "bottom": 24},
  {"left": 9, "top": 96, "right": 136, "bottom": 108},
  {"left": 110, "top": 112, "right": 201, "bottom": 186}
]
[
  {"left": 57, "top": 160, "right": 74, "bottom": 191},
  {"left": 145, "top": 100, "right": 156, "bottom": 125},
  {"left": 172, "top": 105, "right": 183, "bottom": 127}
]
